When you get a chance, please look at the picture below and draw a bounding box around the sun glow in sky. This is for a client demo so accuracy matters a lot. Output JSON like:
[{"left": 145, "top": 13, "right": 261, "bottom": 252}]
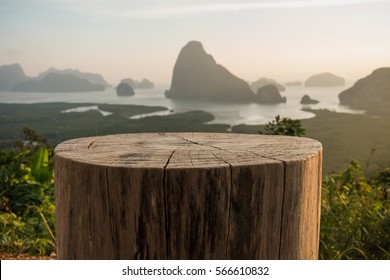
[{"left": 1, "top": 0, "right": 390, "bottom": 85}]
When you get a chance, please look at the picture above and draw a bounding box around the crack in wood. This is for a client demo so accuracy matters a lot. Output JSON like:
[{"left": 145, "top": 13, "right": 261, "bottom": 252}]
[
  {"left": 171, "top": 134, "right": 295, "bottom": 185},
  {"left": 278, "top": 161, "right": 287, "bottom": 259},
  {"left": 162, "top": 149, "right": 177, "bottom": 259},
  {"left": 163, "top": 149, "right": 177, "bottom": 170},
  {"left": 172, "top": 134, "right": 245, "bottom": 159},
  {"left": 172, "top": 133, "right": 279, "bottom": 163},
  {"left": 248, "top": 150, "right": 288, "bottom": 259},
  {"left": 248, "top": 150, "right": 285, "bottom": 163},
  {"left": 226, "top": 163, "right": 233, "bottom": 259},
  {"left": 87, "top": 140, "right": 95, "bottom": 149}
]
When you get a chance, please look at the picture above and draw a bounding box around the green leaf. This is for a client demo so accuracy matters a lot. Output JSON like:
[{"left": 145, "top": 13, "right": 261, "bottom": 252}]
[{"left": 31, "top": 148, "right": 51, "bottom": 184}]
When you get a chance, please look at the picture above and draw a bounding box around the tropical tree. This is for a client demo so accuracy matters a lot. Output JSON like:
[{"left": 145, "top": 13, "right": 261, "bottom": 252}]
[{"left": 259, "top": 115, "right": 306, "bottom": 136}]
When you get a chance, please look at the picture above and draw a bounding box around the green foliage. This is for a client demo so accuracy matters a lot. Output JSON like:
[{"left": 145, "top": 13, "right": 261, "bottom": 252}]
[
  {"left": 31, "top": 147, "right": 51, "bottom": 184},
  {"left": 320, "top": 160, "right": 390, "bottom": 259},
  {"left": 259, "top": 115, "right": 306, "bottom": 137},
  {"left": 1, "top": 125, "right": 390, "bottom": 260},
  {"left": 0, "top": 129, "right": 55, "bottom": 255}
]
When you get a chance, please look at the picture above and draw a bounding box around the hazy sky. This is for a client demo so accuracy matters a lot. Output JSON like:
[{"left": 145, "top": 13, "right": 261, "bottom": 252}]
[{"left": 1, "top": 0, "right": 390, "bottom": 85}]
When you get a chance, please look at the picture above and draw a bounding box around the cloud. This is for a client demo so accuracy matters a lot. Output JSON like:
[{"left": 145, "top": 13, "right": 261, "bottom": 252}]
[
  {"left": 115, "top": 0, "right": 390, "bottom": 19},
  {"left": 31, "top": 0, "right": 390, "bottom": 19}
]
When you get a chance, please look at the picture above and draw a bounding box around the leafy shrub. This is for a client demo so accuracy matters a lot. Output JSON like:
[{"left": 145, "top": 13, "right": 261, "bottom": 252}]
[
  {"left": 0, "top": 129, "right": 55, "bottom": 255},
  {"left": 320, "top": 160, "right": 390, "bottom": 259},
  {"left": 259, "top": 115, "right": 306, "bottom": 136}
]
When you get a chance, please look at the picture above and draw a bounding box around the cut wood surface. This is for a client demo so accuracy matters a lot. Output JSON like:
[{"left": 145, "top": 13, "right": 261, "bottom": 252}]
[{"left": 55, "top": 133, "right": 322, "bottom": 259}]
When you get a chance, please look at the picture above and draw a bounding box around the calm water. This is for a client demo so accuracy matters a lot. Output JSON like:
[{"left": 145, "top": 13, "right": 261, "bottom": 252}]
[{"left": 0, "top": 85, "right": 363, "bottom": 126}]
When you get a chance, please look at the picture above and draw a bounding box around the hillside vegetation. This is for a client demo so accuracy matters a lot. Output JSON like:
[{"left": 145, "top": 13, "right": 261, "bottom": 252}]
[
  {"left": 0, "top": 103, "right": 229, "bottom": 147},
  {"left": 232, "top": 109, "right": 390, "bottom": 174}
]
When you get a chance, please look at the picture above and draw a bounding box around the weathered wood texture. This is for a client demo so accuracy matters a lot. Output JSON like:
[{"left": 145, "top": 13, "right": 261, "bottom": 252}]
[{"left": 54, "top": 133, "right": 322, "bottom": 259}]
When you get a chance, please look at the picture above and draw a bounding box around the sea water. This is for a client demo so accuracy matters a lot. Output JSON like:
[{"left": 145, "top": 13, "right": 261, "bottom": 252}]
[{"left": 0, "top": 85, "right": 363, "bottom": 126}]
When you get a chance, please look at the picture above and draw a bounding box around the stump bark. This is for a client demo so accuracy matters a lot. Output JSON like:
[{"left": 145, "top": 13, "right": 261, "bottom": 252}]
[{"left": 54, "top": 133, "right": 322, "bottom": 259}]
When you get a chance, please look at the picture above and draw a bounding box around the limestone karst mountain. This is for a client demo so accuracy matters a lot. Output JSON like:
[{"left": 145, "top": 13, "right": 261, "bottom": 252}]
[
  {"left": 339, "top": 67, "right": 390, "bottom": 115},
  {"left": 165, "top": 41, "right": 255, "bottom": 102},
  {"left": 0, "top": 63, "right": 29, "bottom": 91},
  {"left": 256, "top": 84, "right": 287, "bottom": 104},
  {"left": 0, "top": 63, "right": 109, "bottom": 92}
]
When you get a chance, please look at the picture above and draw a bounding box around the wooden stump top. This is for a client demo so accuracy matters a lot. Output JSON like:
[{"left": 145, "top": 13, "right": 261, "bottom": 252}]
[{"left": 55, "top": 132, "right": 322, "bottom": 169}]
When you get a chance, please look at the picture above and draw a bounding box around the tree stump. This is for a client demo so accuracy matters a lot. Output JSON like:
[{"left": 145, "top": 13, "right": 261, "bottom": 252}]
[{"left": 54, "top": 133, "right": 322, "bottom": 259}]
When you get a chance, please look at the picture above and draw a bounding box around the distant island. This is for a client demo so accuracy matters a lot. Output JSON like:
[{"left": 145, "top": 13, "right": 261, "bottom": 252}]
[
  {"left": 300, "top": 94, "right": 319, "bottom": 104},
  {"left": 37, "top": 68, "right": 111, "bottom": 88},
  {"left": 120, "top": 78, "right": 154, "bottom": 89},
  {"left": 0, "top": 63, "right": 109, "bottom": 92},
  {"left": 339, "top": 67, "right": 390, "bottom": 115},
  {"left": 251, "top": 78, "right": 286, "bottom": 92},
  {"left": 13, "top": 73, "right": 105, "bottom": 92},
  {"left": 165, "top": 41, "right": 255, "bottom": 103},
  {"left": 116, "top": 83, "right": 135, "bottom": 96},
  {"left": 0, "top": 63, "right": 29, "bottom": 91},
  {"left": 256, "top": 84, "right": 286, "bottom": 104},
  {"left": 305, "top": 73, "right": 345, "bottom": 87}
]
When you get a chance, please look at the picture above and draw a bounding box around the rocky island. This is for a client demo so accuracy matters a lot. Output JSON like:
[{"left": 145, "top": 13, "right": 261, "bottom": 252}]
[
  {"left": 165, "top": 41, "right": 255, "bottom": 102},
  {"left": 256, "top": 84, "right": 286, "bottom": 104},
  {"left": 116, "top": 83, "right": 135, "bottom": 96},
  {"left": 305, "top": 73, "right": 345, "bottom": 87},
  {"left": 339, "top": 67, "right": 390, "bottom": 115},
  {"left": 300, "top": 94, "right": 319, "bottom": 104}
]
